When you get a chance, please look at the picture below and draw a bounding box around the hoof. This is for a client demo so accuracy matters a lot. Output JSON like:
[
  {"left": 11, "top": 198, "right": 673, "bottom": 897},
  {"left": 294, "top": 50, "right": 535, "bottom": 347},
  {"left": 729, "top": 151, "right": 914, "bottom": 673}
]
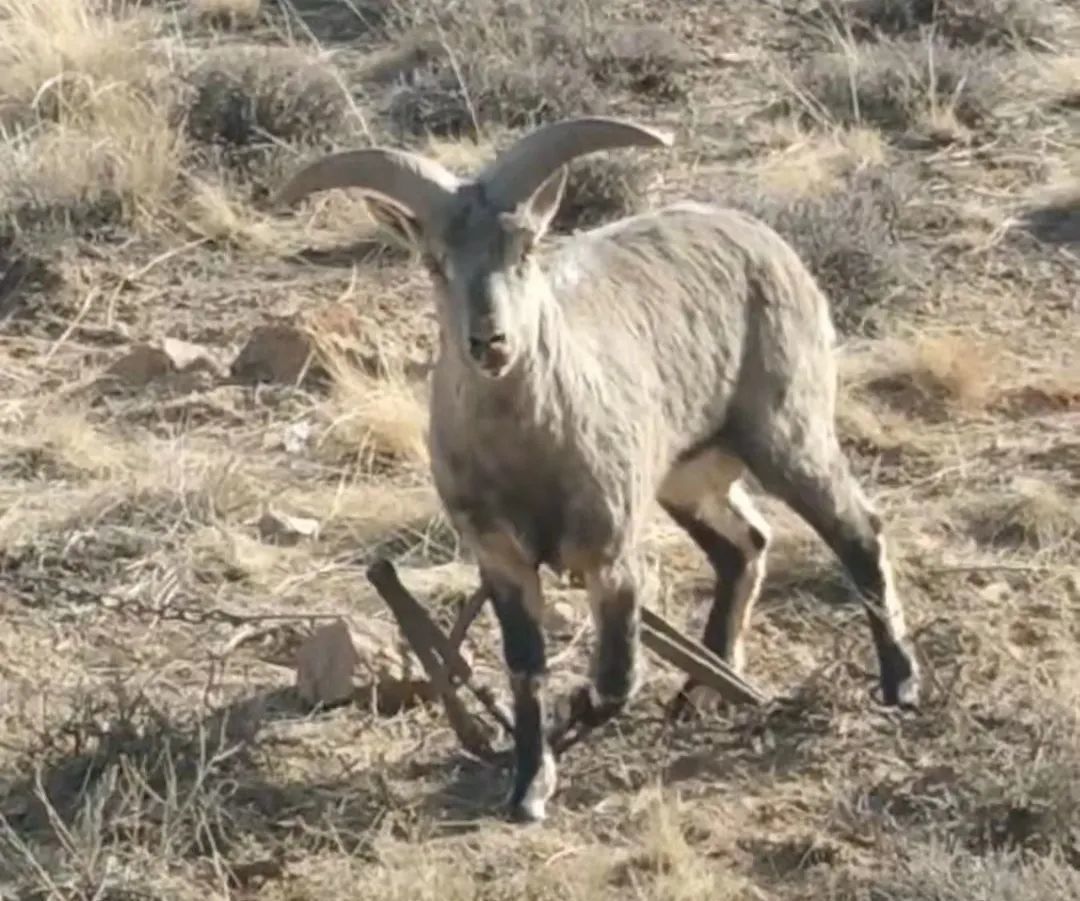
[
  {"left": 880, "top": 643, "right": 921, "bottom": 709},
  {"left": 508, "top": 797, "right": 547, "bottom": 823},
  {"left": 884, "top": 673, "right": 921, "bottom": 709},
  {"left": 506, "top": 747, "right": 556, "bottom": 824}
]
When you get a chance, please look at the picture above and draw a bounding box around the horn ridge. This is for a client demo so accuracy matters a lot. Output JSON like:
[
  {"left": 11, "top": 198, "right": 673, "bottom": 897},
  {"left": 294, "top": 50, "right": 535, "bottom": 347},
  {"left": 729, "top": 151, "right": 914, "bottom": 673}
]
[{"left": 274, "top": 148, "right": 461, "bottom": 228}]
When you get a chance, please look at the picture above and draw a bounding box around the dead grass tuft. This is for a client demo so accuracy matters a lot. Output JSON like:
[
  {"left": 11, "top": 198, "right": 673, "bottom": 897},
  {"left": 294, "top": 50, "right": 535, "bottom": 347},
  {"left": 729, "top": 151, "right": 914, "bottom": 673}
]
[
  {"left": 0, "top": 1, "right": 183, "bottom": 232},
  {"left": 316, "top": 343, "right": 430, "bottom": 474},
  {"left": 754, "top": 123, "right": 888, "bottom": 196},
  {"left": 827, "top": 0, "right": 1057, "bottom": 48},
  {"left": 185, "top": 45, "right": 353, "bottom": 166},
  {"left": 731, "top": 167, "right": 918, "bottom": 335},
  {"left": 552, "top": 155, "right": 658, "bottom": 233},
  {"left": 383, "top": 0, "right": 690, "bottom": 139},
  {"left": 794, "top": 34, "right": 1008, "bottom": 140},
  {"left": 962, "top": 477, "right": 1080, "bottom": 552},
  {"left": 189, "top": 0, "right": 262, "bottom": 29},
  {"left": 0, "top": 0, "right": 160, "bottom": 121}
]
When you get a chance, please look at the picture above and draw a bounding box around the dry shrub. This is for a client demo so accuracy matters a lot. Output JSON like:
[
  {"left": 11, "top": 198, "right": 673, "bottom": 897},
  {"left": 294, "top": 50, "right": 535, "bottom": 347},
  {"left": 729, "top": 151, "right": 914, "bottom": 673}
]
[
  {"left": 189, "top": 0, "right": 261, "bottom": 28},
  {"left": 573, "top": 22, "right": 694, "bottom": 100},
  {"left": 0, "top": 688, "right": 253, "bottom": 898},
  {"left": 185, "top": 45, "right": 351, "bottom": 166},
  {"left": 551, "top": 155, "right": 657, "bottom": 233},
  {"left": 826, "top": 0, "right": 1056, "bottom": 48},
  {"left": 0, "top": 0, "right": 183, "bottom": 232},
  {"left": 962, "top": 478, "right": 1080, "bottom": 552},
  {"left": 796, "top": 35, "right": 1007, "bottom": 138},
  {"left": 0, "top": 0, "right": 160, "bottom": 120},
  {"left": 383, "top": 0, "right": 690, "bottom": 139},
  {"left": 855, "top": 843, "right": 1080, "bottom": 900},
  {"left": 1016, "top": 180, "right": 1080, "bottom": 245},
  {"left": 730, "top": 168, "right": 917, "bottom": 335},
  {"left": 754, "top": 124, "right": 887, "bottom": 196},
  {"left": 386, "top": 56, "right": 600, "bottom": 140}
]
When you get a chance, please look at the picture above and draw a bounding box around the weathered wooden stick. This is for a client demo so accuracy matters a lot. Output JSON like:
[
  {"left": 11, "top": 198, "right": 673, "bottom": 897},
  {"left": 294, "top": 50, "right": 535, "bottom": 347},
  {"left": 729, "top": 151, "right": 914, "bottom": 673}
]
[
  {"left": 367, "top": 560, "right": 514, "bottom": 739},
  {"left": 641, "top": 606, "right": 767, "bottom": 706},
  {"left": 374, "top": 573, "right": 475, "bottom": 685},
  {"left": 448, "top": 585, "right": 490, "bottom": 649},
  {"left": 366, "top": 560, "right": 493, "bottom": 757}
]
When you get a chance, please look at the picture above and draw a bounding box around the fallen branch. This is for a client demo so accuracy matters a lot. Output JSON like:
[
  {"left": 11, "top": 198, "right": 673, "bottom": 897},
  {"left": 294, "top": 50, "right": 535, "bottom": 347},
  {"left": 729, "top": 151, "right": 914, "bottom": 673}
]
[
  {"left": 641, "top": 607, "right": 767, "bottom": 706},
  {"left": 366, "top": 560, "right": 507, "bottom": 755}
]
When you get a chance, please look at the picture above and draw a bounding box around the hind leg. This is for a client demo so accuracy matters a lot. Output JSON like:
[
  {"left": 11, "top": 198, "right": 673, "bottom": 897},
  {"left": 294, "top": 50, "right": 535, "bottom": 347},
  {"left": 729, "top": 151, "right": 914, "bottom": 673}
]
[
  {"left": 659, "top": 451, "right": 771, "bottom": 714},
  {"left": 730, "top": 422, "right": 920, "bottom": 707}
]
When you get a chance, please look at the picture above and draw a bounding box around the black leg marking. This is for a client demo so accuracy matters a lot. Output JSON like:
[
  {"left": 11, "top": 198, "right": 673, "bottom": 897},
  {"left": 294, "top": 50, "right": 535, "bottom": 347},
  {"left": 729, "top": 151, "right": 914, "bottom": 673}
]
[
  {"left": 729, "top": 423, "right": 921, "bottom": 709},
  {"left": 549, "top": 565, "right": 643, "bottom": 752},
  {"left": 833, "top": 528, "right": 919, "bottom": 707},
  {"left": 660, "top": 492, "right": 771, "bottom": 720},
  {"left": 592, "top": 583, "right": 640, "bottom": 704},
  {"left": 487, "top": 573, "right": 553, "bottom": 818},
  {"left": 663, "top": 502, "right": 747, "bottom": 665}
]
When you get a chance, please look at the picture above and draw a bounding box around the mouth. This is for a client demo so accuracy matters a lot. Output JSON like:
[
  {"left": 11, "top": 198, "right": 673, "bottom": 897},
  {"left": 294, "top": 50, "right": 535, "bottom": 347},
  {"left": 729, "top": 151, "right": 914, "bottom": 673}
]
[
  {"left": 476, "top": 355, "right": 512, "bottom": 378},
  {"left": 469, "top": 337, "right": 513, "bottom": 378}
]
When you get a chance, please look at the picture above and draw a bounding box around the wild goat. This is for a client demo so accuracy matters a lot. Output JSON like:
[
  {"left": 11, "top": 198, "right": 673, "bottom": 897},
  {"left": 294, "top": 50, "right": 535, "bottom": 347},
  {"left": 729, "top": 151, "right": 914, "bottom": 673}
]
[{"left": 276, "top": 117, "right": 921, "bottom": 823}]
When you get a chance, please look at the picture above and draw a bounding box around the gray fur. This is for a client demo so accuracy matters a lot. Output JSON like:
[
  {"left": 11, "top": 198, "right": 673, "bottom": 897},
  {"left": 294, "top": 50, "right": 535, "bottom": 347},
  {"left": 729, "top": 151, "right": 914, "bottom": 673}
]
[{"left": 278, "top": 118, "right": 922, "bottom": 823}]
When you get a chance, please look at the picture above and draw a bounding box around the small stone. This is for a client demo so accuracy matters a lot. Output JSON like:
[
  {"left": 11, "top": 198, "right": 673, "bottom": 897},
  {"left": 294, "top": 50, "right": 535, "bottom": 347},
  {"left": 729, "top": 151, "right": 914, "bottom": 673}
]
[
  {"left": 545, "top": 599, "right": 580, "bottom": 633},
  {"left": 257, "top": 509, "right": 320, "bottom": 545},
  {"left": 295, "top": 619, "right": 359, "bottom": 707},
  {"left": 230, "top": 324, "right": 322, "bottom": 386},
  {"left": 103, "top": 344, "right": 173, "bottom": 387},
  {"left": 100, "top": 338, "right": 222, "bottom": 389},
  {"left": 282, "top": 420, "right": 312, "bottom": 454}
]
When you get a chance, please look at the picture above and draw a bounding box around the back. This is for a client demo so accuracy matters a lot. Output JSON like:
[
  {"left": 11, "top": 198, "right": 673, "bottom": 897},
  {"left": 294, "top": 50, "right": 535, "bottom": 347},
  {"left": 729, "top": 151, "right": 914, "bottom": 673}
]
[{"left": 542, "top": 203, "right": 831, "bottom": 451}]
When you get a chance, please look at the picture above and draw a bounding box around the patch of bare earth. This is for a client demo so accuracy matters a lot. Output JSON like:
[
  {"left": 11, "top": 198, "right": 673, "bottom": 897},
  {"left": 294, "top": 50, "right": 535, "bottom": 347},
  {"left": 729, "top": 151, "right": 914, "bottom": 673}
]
[{"left": 1, "top": 0, "right": 1078, "bottom": 897}]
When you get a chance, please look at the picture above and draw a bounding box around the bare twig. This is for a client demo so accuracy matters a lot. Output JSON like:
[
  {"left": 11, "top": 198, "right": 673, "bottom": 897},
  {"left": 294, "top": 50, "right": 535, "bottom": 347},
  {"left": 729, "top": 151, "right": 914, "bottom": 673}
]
[{"left": 367, "top": 559, "right": 494, "bottom": 757}]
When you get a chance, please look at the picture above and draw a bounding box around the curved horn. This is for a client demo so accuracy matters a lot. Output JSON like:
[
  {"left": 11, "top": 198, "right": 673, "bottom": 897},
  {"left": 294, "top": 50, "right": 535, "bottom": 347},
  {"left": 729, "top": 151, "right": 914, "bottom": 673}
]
[
  {"left": 274, "top": 148, "right": 461, "bottom": 228},
  {"left": 479, "top": 117, "right": 673, "bottom": 210}
]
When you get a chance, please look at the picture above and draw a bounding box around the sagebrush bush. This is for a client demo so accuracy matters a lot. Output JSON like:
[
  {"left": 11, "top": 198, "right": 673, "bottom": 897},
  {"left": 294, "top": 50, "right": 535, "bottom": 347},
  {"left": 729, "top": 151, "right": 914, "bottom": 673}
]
[
  {"left": 381, "top": 0, "right": 690, "bottom": 138},
  {"left": 551, "top": 156, "right": 656, "bottom": 233},
  {"left": 185, "top": 46, "right": 350, "bottom": 163},
  {"left": 730, "top": 168, "right": 919, "bottom": 335},
  {"left": 833, "top": 0, "right": 1054, "bottom": 48},
  {"left": 385, "top": 59, "right": 600, "bottom": 140},
  {"left": 798, "top": 36, "right": 1006, "bottom": 134}
]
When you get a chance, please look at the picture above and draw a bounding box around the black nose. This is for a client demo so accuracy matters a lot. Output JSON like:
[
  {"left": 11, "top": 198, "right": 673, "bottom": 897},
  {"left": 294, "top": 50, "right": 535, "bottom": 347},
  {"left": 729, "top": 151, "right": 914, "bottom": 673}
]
[
  {"left": 469, "top": 334, "right": 510, "bottom": 369},
  {"left": 470, "top": 332, "right": 507, "bottom": 358}
]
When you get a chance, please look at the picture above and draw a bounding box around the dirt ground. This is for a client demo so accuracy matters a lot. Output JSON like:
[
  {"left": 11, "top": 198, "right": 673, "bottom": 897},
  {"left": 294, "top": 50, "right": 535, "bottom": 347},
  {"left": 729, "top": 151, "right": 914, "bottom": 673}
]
[{"left": 1, "top": 0, "right": 1079, "bottom": 897}]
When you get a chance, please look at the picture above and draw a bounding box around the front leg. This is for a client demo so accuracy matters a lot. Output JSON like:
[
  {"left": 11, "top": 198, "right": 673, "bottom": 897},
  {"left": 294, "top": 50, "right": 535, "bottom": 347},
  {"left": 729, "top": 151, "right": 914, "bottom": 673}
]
[
  {"left": 485, "top": 567, "right": 556, "bottom": 823},
  {"left": 555, "top": 557, "right": 644, "bottom": 747}
]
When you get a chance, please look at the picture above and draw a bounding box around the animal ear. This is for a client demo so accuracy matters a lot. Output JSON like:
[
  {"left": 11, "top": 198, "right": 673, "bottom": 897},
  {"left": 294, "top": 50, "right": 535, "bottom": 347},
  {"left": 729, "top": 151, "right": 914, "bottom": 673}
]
[{"left": 520, "top": 165, "right": 568, "bottom": 239}]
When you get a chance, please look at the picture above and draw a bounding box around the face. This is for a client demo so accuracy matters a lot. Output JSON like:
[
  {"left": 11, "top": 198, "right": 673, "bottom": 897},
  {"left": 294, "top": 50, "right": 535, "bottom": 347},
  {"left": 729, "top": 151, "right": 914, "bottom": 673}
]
[{"left": 423, "top": 195, "right": 542, "bottom": 379}]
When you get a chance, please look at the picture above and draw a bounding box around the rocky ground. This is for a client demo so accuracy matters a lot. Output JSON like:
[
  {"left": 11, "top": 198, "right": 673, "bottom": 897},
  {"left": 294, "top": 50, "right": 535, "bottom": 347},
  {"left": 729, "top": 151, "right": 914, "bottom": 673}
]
[{"left": 1, "top": 0, "right": 1079, "bottom": 897}]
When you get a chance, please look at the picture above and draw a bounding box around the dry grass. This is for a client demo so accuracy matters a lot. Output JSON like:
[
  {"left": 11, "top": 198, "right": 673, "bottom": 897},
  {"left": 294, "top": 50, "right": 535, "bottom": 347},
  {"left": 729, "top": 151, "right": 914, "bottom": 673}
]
[
  {"left": 792, "top": 33, "right": 1009, "bottom": 140},
  {"left": 825, "top": 0, "right": 1061, "bottom": 48},
  {"left": 190, "top": 0, "right": 262, "bottom": 28},
  {"left": 0, "top": 0, "right": 1078, "bottom": 897}
]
